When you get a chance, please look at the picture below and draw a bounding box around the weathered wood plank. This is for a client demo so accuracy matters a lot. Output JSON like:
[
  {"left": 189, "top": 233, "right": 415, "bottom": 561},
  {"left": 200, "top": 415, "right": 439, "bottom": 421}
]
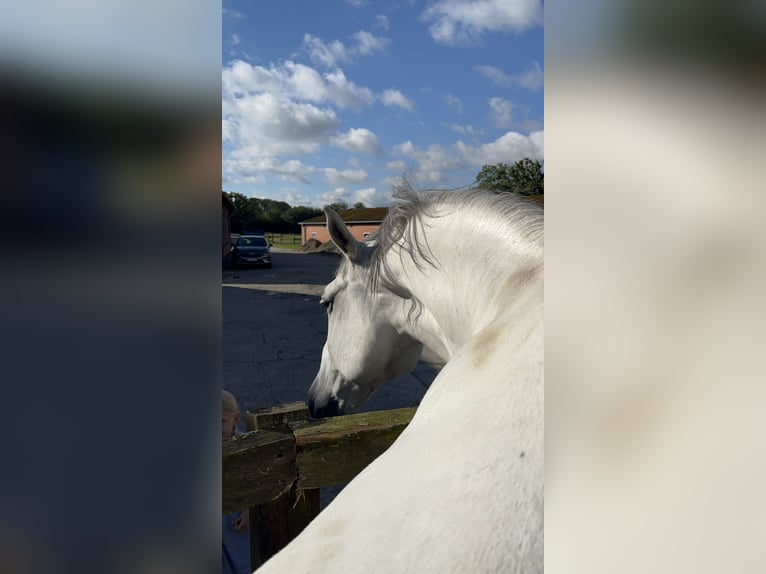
[
  {"left": 222, "top": 406, "right": 418, "bottom": 510},
  {"left": 291, "top": 407, "right": 416, "bottom": 489},
  {"left": 222, "top": 430, "right": 296, "bottom": 515},
  {"left": 247, "top": 401, "right": 310, "bottom": 430},
  {"left": 247, "top": 402, "right": 319, "bottom": 567},
  {"left": 252, "top": 484, "right": 320, "bottom": 567}
]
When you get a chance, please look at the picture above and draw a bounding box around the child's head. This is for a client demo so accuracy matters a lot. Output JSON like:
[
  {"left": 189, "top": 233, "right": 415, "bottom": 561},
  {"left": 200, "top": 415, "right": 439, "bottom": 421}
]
[{"left": 222, "top": 390, "right": 241, "bottom": 439}]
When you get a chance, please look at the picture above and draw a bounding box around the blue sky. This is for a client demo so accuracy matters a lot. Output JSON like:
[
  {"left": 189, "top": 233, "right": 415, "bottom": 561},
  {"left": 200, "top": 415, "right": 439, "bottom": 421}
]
[{"left": 222, "top": 0, "right": 543, "bottom": 207}]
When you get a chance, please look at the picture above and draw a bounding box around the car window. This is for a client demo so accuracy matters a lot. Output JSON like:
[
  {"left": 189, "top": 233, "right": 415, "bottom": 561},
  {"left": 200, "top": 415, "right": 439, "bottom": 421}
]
[{"left": 238, "top": 237, "right": 267, "bottom": 247}]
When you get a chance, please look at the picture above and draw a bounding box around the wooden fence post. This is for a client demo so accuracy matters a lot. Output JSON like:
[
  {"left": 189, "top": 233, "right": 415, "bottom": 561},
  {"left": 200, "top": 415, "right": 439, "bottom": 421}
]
[{"left": 246, "top": 402, "right": 321, "bottom": 570}]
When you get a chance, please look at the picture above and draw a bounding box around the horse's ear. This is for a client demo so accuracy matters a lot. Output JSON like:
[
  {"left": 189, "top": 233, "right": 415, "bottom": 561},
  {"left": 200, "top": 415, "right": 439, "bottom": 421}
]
[{"left": 325, "top": 208, "right": 361, "bottom": 262}]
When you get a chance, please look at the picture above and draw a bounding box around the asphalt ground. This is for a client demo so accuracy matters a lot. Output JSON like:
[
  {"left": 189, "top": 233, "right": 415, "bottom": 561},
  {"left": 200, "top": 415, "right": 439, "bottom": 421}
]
[{"left": 222, "top": 248, "right": 437, "bottom": 506}]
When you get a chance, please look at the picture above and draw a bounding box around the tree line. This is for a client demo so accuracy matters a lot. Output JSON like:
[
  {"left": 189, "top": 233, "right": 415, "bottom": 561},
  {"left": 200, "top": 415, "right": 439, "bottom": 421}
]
[
  {"left": 474, "top": 157, "right": 543, "bottom": 196},
  {"left": 223, "top": 194, "right": 315, "bottom": 234},
  {"left": 225, "top": 157, "right": 543, "bottom": 233},
  {"left": 223, "top": 194, "right": 370, "bottom": 234}
]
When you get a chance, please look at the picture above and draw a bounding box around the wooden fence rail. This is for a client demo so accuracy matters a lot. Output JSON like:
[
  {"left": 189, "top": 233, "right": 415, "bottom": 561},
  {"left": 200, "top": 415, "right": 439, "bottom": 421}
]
[
  {"left": 222, "top": 401, "right": 416, "bottom": 567},
  {"left": 264, "top": 232, "right": 301, "bottom": 245}
]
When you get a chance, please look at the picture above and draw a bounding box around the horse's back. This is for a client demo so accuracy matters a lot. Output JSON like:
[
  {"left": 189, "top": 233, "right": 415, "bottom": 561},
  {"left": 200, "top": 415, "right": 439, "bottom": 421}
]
[
  {"left": 260, "top": 203, "right": 544, "bottom": 573},
  {"left": 259, "top": 284, "right": 543, "bottom": 574}
]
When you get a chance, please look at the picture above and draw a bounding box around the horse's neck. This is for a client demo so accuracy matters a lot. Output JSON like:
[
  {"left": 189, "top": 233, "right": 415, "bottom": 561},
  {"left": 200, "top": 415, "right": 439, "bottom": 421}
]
[{"left": 387, "top": 211, "right": 542, "bottom": 358}]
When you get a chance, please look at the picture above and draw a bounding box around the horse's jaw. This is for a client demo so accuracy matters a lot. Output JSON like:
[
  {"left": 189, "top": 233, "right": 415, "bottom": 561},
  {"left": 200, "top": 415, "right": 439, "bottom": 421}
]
[
  {"left": 307, "top": 357, "right": 356, "bottom": 418},
  {"left": 308, "top": 376, "right": 362, "bottom": 418},
  {"left": 307, "top": 346, "right": 369, "bottom": 418},
  {"left": 308, "top": 341, "right": 424, "bottom": 419}
]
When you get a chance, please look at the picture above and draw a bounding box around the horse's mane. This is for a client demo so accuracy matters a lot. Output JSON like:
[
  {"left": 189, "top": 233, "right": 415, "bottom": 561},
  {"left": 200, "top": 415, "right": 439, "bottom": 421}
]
[{"left": 369, "top": 183, "right": 544, "bottom": 292}]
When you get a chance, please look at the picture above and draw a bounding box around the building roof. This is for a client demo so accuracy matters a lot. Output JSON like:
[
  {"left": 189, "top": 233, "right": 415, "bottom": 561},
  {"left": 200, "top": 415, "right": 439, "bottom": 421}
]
[{"left": 300, "top": 207, "right": 389, "bottom": 225}]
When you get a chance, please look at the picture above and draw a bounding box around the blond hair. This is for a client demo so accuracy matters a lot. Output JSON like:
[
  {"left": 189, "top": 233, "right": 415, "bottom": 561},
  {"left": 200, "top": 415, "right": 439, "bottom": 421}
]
[{"left": 222, "top": 390, "right": 240, "bottom": 415}]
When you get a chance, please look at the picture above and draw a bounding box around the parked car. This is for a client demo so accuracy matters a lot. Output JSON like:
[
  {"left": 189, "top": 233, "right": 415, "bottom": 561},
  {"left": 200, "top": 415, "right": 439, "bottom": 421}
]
[{"left": 231, "top": 235, "right": 272, "bottom": 268}]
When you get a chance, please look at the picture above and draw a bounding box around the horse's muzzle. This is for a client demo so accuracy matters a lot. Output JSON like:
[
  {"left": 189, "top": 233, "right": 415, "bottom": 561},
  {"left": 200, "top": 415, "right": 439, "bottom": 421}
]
[{"left": 308, "top": 396, "right": 342, "bottom": 419}]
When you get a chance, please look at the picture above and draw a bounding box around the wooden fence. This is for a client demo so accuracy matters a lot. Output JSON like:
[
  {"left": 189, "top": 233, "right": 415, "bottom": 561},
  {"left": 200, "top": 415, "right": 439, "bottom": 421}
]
[
  {"left": 264, "top": 232, "right": 301, "bottom": 246},
  {"left": 223, "top": 401, "right": 416, "bottom": 569}
]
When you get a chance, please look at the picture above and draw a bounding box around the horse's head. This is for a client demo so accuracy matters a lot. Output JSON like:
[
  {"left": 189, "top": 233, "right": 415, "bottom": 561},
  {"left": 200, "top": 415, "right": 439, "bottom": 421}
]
[{"left": 308, "top": 209, "right": 423, "bottom": 418}]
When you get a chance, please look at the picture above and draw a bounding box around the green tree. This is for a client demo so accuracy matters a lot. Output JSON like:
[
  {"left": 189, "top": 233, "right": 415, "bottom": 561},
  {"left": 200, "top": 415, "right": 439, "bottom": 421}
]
[
  {"left": 325, "top": 201, "right": 349, "bottom": 212},
  {"left": 283, "top": 205, "right": 323, "bottom": 224},
  {"left": 225, "top": 191, "right": 264, "bottom": 233},
  {"left": 224, "top": 191, "right": 248, "bottom": 214},
  {"left": 353, "top": 201, "right": 366, "bottom": 209},
  {"left": 474, "top": 158, "right": 544, "bottom": 196}
]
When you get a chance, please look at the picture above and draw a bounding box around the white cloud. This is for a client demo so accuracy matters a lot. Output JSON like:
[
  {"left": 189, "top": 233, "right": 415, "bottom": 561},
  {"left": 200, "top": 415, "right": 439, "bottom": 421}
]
[
  {"left": 323, "top": 168, "right": 368, "bottom": 185},
  {"left": 352, "top": 31, "right": 390, "bottom": 55},
  {"left": 223, "top": 92, "right": 338, "bottom": 155},
  {"left": 421, "top": 0, "right": 542, "bottom": 45},
  {"left": 303, "top": 34, "right": 348, "bottom": 68},
  {"left": 353, "top": 187, "right": 390, "bottom": 207},
  {"left": 222, "top": 59, "right": 385, "bottom": 186},
  {"left": 516, "top": 61, "right": 544, "bottom": 90},
  {"left": 375, "top": 15, "right": 390, "bottom": 30},
  {"left": 345, "top": 0, "right": 367, "bottom": 5},
  {"left": 445, "top": 93, "right": 463, "bottom": 114},
  {"left": 392, "top": 140, "right": 466, "bottom": 182},
  {"left": 280, "top": 188, "right": 313, "bottom": 206},
  {"left": 393, "top": 140, "right": 415, "bottom": 156},
  {"left": 381, "top": 89, "right": 415, "bottom": 111},
  {"left": 314, "top": 186, "right": 389, "bottom": 208},
  {"left": 475, "top": 61, "right": 543, "bottom": 91},
  {"left": 222, "top": 78, "right": 338, "bottom": 183},
  {"left": 455, "top": 130, "right": 544, "bottom": 165},
  {"left": 315, "top": 187, "right": 352, "bottom": 207},
  {"left": 324, "top": 69, "right": 375, "bottom": 111},
  {"left": 233, "top": 173, "right": 267, "bottom": 185},
  {"left": 223, "top": 59, "right": 324, "bottom": 102},
  {"left": 222, "top": 59, "right": 373, "bottom": 113},
  {"left": 227, "top": 34, "right": 243, "bottom": 57},
  {"left": 222, "top": 7, "right": 246, "bottom": 19},
  {"left": 488, "top": 97, "right": 514, "bottom": 128},
  {"left": 225, "top": 156, "right": 318, "bottom": 184},
  {"left": 330, "top": 127, "right": 382, "bottom": 155},
  {"left": 389, "top": 130, "right": 544, "bottom": 185},
  {"left": 381, "top": 175, "right": 405, "bottom": 187},
  {"left": 475, "top": 65, "right": 506, "bottom": 85},
  {"left": 449, "top": 123, "right": 484, "bottom": 138},
  {"left": 222, "top": 61, "right": 342, "bottom": 162},
  {"left": 386, "top": 160, "right": 407, "bottom": 171},
  {"left": 303, "top": 31, "right": 389, "bottom": 68}
]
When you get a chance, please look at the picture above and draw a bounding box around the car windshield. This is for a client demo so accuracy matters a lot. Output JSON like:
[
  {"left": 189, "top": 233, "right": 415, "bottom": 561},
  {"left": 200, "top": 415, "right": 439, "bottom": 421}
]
[{"left": 238, "top": 237, "right": 267, "bottom": 247}]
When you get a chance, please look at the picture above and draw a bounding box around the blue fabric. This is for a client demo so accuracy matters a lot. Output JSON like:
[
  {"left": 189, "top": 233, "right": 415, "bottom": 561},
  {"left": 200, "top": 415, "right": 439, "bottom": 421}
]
[{"left": 222, "top": 510, "right": 251, "bottom": 574}]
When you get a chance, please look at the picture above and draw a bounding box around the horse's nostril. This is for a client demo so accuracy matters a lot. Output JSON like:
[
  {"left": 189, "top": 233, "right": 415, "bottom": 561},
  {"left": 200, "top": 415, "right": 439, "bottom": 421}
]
[
  {"left": 309, "top": 398, "right": 341, "bottom": 419},
  {"left": 308, "top": 398, "right": 327, "bottom": 419}
]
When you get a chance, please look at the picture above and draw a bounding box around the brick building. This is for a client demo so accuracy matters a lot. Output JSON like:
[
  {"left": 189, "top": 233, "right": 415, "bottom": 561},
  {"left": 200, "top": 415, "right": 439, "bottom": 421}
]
[
  {"left": 298, "top": 195, "right": 541, "bottom": 247},
  {"left": 299, "top": 207, "right": 389, "bottom": 245}
]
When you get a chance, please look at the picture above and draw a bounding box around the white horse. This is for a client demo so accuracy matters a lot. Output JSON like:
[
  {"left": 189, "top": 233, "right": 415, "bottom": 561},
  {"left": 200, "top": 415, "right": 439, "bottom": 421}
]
[{"left": 258, "top": 187, "right": 543, "bottom": 573}]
